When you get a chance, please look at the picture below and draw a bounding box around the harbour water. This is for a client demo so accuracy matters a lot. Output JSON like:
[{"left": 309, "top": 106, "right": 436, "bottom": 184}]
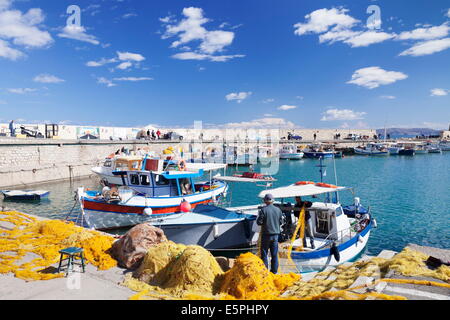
[{"left": 1, "top": 152, "right": 449, "bottom": 256}]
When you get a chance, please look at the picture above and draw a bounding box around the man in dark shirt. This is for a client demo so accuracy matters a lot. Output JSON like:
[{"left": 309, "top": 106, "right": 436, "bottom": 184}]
[
  {"left": 294, "top": 196, "right": 315, "bottom": 249},
  {"left": 257, "top": 194, "right": 284, "bottom": 274}
]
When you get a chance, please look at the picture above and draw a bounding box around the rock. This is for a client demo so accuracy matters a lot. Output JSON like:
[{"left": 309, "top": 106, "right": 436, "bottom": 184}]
[
  {"left": 215, "top": 257, "right": 235, "bottom": 272},
  {"left": 111, "top": 224, "right": 167, "bottom": 270}
]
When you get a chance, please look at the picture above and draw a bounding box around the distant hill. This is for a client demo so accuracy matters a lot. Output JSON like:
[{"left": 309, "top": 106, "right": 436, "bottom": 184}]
[{"left": 376, "top": 128, "right": 442, "bottom": 138}]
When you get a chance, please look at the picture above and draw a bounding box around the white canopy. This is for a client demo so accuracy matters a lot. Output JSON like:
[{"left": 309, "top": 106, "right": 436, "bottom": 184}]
[
  {"left": 185, "top": 162, "right": 227, "bottom": 172},
  {"left": 258, "top": 183, "right": 346, "bottom": 199},
  {"left": 214, "top": 176, "right": 276, "bottom": 183}
]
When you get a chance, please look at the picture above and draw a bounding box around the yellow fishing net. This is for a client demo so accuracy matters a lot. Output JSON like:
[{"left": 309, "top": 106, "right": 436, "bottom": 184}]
[
  {"left": 285, "top": 247, "right": 450, "bottom": 300},
  {"left": 124, "top": 242, "right": 224, "bottom": 299},
  {"left": 0, "top": 211, "right": 117, "bottom": 281},
  {"left": 219, "top": 252, "right": 300, "bottom": 300}
]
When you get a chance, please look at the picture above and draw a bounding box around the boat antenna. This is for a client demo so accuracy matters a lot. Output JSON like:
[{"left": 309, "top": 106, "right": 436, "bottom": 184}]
[
  {"left": 333, "top": 153, "right": 340, "bottom": 204},
  {"left": 316, "top": 156, "right": 326, "bottom": 183}
]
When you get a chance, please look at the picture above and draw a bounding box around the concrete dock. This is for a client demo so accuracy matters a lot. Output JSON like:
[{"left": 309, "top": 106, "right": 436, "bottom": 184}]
[{"left": 1, "top": 212, "right": 448, "bottom": 300}]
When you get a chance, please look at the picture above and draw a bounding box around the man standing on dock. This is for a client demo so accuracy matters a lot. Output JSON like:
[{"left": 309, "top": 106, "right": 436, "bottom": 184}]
[
  {"left": 9, "top": 120, "right": 15, "bottom": 137},
  {"left": 257, "top": 194, "right": 284, "bottom": 274}
]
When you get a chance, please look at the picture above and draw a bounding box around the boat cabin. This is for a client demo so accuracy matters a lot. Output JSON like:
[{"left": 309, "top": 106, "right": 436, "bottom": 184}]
[{"left": 112, "top": 169, "right": 207, "bottom": 197}]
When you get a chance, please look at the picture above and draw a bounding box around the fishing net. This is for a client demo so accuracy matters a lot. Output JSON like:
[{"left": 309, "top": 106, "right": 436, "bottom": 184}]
[
  {"left": 0, "top": 211, "right": 117, "bottom": 281},
  {"left": 219, "top": 252, "right": 300, "bottom": 300},
  {"left": 125, "top": 242, "right": 223, "bottom": 299},
  {"left": 285, "top": 247, "right": 450, "bottom": 300}
]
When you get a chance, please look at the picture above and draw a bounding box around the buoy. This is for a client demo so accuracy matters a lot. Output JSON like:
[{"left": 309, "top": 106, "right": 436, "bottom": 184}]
[
  {"left": 180, "top": 200, "right": 191, "bottom": 213},
  {"left": 143, "top": 207, "right": 153, "bottom": 216},
  {"left": 330, "top": 242, "right": 340, "bottom": 262},
  {"left": 213, "top": 224, "right": 220, "bottom": 239},
  {"left": 372, "top": 219, "right": 378, "bottom": 228}
]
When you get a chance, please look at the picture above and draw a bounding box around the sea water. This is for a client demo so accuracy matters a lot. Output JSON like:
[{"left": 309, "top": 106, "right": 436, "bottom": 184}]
[{"left": 1, "top": 152, "right": 449, "bottom": 256}]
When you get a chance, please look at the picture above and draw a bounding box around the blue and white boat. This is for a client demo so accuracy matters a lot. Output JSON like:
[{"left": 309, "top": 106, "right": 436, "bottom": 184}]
[
  {"left": 303, "top": 144, "right": 335, "bottom": 159},
  {"left": 280, "top": 145, "right": 304, "bottom": 160},
  {"left": 1, "top": 190, "right": 50, "bottom": 201},
  {"left": 354, "top": 143, "right": 389, "bottom": 156},
  {"left": 256, "top": 183, "right": 375, "bottom": 272}
]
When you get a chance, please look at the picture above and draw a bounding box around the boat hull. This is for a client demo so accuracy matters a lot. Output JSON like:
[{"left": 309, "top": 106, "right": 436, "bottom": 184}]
[
  {"left": 303, "top": 152, "right": 334, "bottom": 159},
  {"left": 399, "top": 149, "right": 415, "bottom": 156},
  {"left": 354, "top": 148, "right": 388, "bottom": 156},
  {"left": 280, "top": 153, "right": 304, "bottom": 160},
  {"left": 290, "top": 222, "right": 372, "bottom": 272},
  {"left": 83, "top": 205, "right": 258, "bottom": 249}
]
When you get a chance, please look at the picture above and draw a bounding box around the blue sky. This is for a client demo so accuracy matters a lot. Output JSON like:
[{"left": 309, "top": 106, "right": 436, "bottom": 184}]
[{"left": 0, "top": 0, "right": 449, "bottom": 129}]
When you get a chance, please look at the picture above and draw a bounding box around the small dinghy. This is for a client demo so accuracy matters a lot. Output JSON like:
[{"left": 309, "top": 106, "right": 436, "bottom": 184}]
[{"left": 1, "top": 190, "right": 50, "bottom": 201}]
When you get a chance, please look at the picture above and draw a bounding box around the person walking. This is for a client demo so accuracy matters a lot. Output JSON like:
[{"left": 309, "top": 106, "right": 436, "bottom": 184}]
[
  {"left": 257, "top": 194, "right": 284, "bottom": 274},
  {"left": 156, "top": 130, "right": 161, "bottom": 140},
  {"left": 9, "top": 120, "right": 15, "bottom": 137}
]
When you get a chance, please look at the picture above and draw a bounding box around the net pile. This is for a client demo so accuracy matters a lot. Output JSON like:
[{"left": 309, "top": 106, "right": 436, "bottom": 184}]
[
  {"left": 285, "top": 247, "right": 450, "bottom": 300},
  {"left": 124, "top": 242, "right": 224, "bottom": 299},
  {"left": 0, "top": 211, "right": 117, "bottom": 281},
  {"left": 219, "top": 252, "right": 301, "bottom": 300}
]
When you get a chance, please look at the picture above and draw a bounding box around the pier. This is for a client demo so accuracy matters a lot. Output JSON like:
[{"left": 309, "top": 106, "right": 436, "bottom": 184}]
[{"left": 1, "top": 211, "right": 448, "bottom": 300}]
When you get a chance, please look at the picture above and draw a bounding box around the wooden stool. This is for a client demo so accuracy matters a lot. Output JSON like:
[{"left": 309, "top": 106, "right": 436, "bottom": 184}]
[{"left": 58, "top": 247, "right": 85, "bottom": 275}]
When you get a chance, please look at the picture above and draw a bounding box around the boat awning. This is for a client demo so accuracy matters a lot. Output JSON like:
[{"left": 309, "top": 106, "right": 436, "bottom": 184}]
[
  {"left": 215, "top": 176, "right": 276, "bottom": 183},
  {"left": 258, "top": 184, "right": 347, "bottom": 199},
  {"left": 158, "top": 170, "right": 204, "bottom": 179},
  {"left": 185, "top": 163, "right": 227, "bottom": 172}
]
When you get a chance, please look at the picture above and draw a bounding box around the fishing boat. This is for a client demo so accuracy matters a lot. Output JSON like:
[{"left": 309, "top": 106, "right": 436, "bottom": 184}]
[
  {"left": 425, "top": 143, "right": 442, "bottom": 153},
  {"left": 226, "top": 157, "right": 376, "bottom": 272},
  {"left": 354, "top": 143, "right": 389, "bottom": 156},
  {"left": 92, "top": 156, "right": 227, "bottom": 186},
  {"left": 439, "top": 140, "right": 450, "bottom": 151},
  {"left": 302, "top": 144, "right": 335, "bottom": 159},
  {"left": 258, "top": 183, "right": 374, "bottom": 272},
  {"left": 1, "top": 190, "right": 50, "bottom": 201},
  {"left": 280, "top": 144, "right": 304, "bottom": 160},
  {"left": 77, "top": 168, "right": 228, "bottom": 231}
]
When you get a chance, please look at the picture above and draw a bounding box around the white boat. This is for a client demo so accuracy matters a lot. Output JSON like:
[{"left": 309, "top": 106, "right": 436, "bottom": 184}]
[
  {"left": 92, "top": 156, "right": 228, "bottom": 186},
  {"left": 1, "top": 190, "right": 50, "bottom": 201},
  {"left": 439, "top": 141, "right": 450, "bottom": 151},
  {"left": 280, "top": 145, "right": 304, "bottom": 160},
  {"left": 354, "top": 143, "right": 389, "bottom": 156},
  {"left": 229, "top": 181, "right": 375, "bottom": 272}
]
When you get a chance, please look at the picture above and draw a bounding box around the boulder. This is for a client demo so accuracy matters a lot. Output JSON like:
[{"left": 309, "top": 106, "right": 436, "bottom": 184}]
[{"left": 111, "top": 224, "right": 167, "bottom": 269}]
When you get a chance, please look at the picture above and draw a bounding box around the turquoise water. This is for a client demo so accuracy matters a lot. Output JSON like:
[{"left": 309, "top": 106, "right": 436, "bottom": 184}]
[{"left": 1, "top": 153, "right": 449, "bottom": 255}]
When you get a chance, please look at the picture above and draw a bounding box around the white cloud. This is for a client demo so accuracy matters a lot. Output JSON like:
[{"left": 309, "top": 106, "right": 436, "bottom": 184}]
[
  {"left": 347, "top": 67, "right": 408, "bottom": 89},
  {"left": 223, "top": 117, "right": 296, "bottom": 129},
  {"left": 7, "top": 88, "right": 37, "bottom": 94},
  {"left": 117, "top": 51, "right": 145, "bottom": 62},
  {"left": 446, "top": 9, "right": 450, "bottom": 19},
  {"left": 397, "top": 23, "right": 449, "bottom": 41},
  {"left": 33, "top": 74, "right": 65, "bottom": 84},
  {"left": 430, "top": 88, "right": 448, "bottom": 96},
  {"left": 262, "top": 98, "right": 275, "bottom": 104},
  {"left": 0, "top": 38, "right": 24, "bottom": 60},
  {"left": 321, "top": 109, "right": 367, "bottom": 121},
  {"left": 122, "top": 13, "right": 137, "bottom": 19},
  {"left": 343, "top": 31, "right": 395, "bottom": 47},
  {"left": 399, "top": 38, "right": 450, "bottom": 56},
  {"left": 172, "top": 51, "right": 244, "bottom": 62},
  {"left": 86, "top": 52, "right": 145, "bottom": 69},
  {"left": 97, "top": 77, "right": 116, "bottom": 87},
  {"left": 294, "top": 8, "right": 358, "bottom": 36},
  {"left": 86, "top": 57, "right": 117, "bottom": 67},
  {"left": 58, "top": 25, "right": 99, "bottom": 45},
  {"left": 116, "top": 61, "right": 132, "bottom": 70},
  {"left": 277, "top": 105, "right": 297, "bottom": 111},
  {"left": 380, "top": 95, "right": 396, "bottom": 99},
  {"left": 0, "top": 4, "right": 52, "bottom": 60},
  {"left": 0, "top": 0, "right": 11, "bottom": 11},
  {"left": 226, "top": 91, "right": 252, "bottom": 103},
  {"left": 113, "top": 77, "right": 153, "bottom": 81},
  {"left": 162, "top": 7, "right": 243, "bottom": 62}
]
